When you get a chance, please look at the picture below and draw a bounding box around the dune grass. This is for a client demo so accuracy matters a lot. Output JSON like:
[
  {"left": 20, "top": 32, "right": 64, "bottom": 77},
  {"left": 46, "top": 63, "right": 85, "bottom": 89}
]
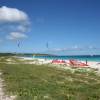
[{"left": 0, "top": 57, "right": 100, "bottom": 100}]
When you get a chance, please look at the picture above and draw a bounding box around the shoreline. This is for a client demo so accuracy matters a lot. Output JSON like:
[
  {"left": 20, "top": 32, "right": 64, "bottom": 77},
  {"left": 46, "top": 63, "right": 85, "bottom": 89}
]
[{"left": 18, "top": 57, "right": 100, "bottom": 70}]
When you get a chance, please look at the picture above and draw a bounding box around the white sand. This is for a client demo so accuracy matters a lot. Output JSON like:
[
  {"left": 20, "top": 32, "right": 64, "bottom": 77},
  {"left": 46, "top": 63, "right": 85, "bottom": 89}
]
[{"left": 20, "top": 57, "right": 100, "bottom": 71}]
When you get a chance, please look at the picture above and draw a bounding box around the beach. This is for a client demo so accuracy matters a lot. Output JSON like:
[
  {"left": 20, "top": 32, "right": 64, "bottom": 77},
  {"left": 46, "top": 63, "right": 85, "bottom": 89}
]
[
  {"left": 17, "top": 56, "right": 100, "bottom": 72},
  {"left": 0, "top": 56, "right": 100, "bottom": 100}
]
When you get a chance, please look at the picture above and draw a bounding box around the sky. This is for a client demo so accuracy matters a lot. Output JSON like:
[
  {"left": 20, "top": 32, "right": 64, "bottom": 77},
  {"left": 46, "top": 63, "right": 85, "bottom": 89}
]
[{"left": 0, "top": 0, "right": 100, "bottom": 55}]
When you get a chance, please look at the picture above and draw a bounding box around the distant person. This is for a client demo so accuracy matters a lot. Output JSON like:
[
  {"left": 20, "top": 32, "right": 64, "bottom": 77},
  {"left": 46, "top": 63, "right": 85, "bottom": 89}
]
[{"left": 86, "top": 60, "right": 87, "bottom": 65}]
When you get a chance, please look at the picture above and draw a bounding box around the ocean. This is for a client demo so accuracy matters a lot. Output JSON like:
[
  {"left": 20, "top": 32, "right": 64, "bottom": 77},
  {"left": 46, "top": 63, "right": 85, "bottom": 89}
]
[{"left": 31, "top": 55, "right": 100, "bottom": 62}]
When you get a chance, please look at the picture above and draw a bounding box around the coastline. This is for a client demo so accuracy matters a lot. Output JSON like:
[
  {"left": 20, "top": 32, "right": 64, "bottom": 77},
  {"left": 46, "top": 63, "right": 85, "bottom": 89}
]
[{"left": 18, "top": 56, "right": 100, "bottom": 71}]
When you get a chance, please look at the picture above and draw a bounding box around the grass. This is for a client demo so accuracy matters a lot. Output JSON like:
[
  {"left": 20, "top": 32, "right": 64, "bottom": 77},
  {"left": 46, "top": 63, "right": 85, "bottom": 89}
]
[{"left": 0, "top": 56, "right": 100, "bottom": 100}]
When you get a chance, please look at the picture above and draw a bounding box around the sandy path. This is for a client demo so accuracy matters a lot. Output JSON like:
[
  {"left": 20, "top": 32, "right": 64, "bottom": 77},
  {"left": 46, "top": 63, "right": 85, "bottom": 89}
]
[{"left": 0, "top": 73, "right": 16, "bottom": 100}]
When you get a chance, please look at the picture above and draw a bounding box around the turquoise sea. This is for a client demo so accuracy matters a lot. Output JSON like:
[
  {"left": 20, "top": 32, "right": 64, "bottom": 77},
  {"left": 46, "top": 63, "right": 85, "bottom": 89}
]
[{"left": 31, "top": 55, "right": 100, "bottom": 62}]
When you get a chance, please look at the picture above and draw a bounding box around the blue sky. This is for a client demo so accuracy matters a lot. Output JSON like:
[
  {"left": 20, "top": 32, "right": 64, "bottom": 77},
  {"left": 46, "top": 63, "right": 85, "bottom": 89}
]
[{"left": 0, "top": 0, "right": 100, "bottom": 55}]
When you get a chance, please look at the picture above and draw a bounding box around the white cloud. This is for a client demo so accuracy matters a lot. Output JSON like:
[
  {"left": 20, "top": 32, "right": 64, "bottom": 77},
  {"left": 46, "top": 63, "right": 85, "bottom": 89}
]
[
  {"left": 0, "top": 6, "right": 30, "bottom": 41},
  {"left": 47, "top": 46, "right": 100, "bottom": 53},
  {"left": 6, "top": 32, "right": 27, "bottom": 40},
  {"left": 0, "top": 6, "right": 28, "bottom": 23},
  {"left": 73, "top": 45, "right": 78, "bottom": 49}
]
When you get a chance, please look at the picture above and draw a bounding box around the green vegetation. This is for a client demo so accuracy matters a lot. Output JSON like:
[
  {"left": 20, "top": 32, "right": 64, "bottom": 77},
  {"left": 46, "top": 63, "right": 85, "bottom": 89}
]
[{"left": 0, "top": 56, "right": 100, "bottom": 100}]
